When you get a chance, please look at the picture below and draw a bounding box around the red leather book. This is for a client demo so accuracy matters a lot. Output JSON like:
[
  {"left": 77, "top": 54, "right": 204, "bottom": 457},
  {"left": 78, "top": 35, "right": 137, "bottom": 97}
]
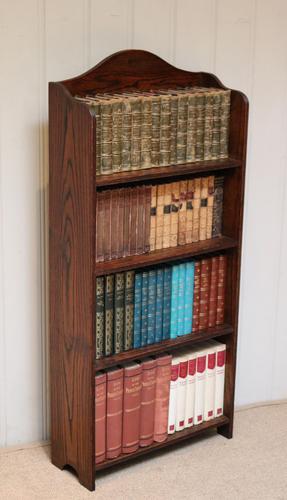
[
  {"left": 106, "top": 367, "right": 124, "bottom": 459},
  {"left": 123, "top": 187, "right": 131, "bottom": 257},
  {"left": 208, "top": 256, "right": 219, "bottom": 328},
  {"left": 136, "top": 185, "right": 145, "bottom": 255},
  {"left": 110, "top": 189, "right": 119, "bottom": 259},
  {"left": 95, "top": 191, "right": 104, "bottom": 263},
  {"left": 122, "top": 362, "right": 142, "bottom": 454},
  {"left": 144, "top": 185, "right": 152, "bottom": 253},
  {"left": 216, "top": 255, "right": 227, "bottom": 325},
  {"left": 199, "top": 258, "right": 211, "bottom": 331},
  {"left": 103, "top": 190, "right": 112, "bottom": 261},
  {"left": 139, "top": 358, "right": 157, "bottom": 447},
  {"left": 192, "top": 261, "right": 201, "bottom": 332},
  {"left": 117, "top": 188, "right": 125, "bottom": 259},
  {"left": 95, "top": 372, "right": 106, "bottom": 464},
  {"left": 153, "top": 353, "right": 172, "bottom": 443}
]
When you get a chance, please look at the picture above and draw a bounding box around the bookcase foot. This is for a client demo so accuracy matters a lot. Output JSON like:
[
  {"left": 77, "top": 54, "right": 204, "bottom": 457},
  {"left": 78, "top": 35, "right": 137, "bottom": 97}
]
[
  {"left": 52, "top": 457, "right": 95, "bottom": 491},
  {"left": 217, "top": 422, "right": 233, "bottom": 439}
]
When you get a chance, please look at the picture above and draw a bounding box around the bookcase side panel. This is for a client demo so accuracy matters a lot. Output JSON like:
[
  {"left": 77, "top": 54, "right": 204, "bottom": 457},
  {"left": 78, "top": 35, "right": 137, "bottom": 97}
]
[{"left": 49, "top": 83, "right": 96, "bottom": 491}]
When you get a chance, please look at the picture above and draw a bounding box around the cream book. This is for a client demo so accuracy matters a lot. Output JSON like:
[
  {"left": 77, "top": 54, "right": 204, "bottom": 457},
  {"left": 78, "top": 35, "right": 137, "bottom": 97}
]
[
  {"left": 211, "top": 341, "right": 226, "bottom": 417},
  {"left": 203, "top": 343, "right": 216, "bottom": 421},
  {"left": 175, "top": 352, "right": 188, "bottom": 431},
  {"left": 193, "top": 345, "right": 207, "bottom": 425},
  {"left": 184, "top": 349, "right": 197, "bottom": 428},
  {"left": 167, "top": 356, "right": 180, "bottom": 434}
]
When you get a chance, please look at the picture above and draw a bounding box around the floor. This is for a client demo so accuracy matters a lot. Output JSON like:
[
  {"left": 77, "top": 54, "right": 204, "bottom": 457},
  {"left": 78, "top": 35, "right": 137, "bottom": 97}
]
[{"left": 1, "top": 403, "right": 287, "bottom": 500}]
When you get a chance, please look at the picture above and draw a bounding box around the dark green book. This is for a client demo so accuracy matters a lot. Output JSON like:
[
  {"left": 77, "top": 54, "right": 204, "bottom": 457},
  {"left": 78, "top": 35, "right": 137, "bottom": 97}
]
[
  {"left": 124, "top": 271, "right": 135, "bottom": 350},
  {"left": 95, "top": 276, "right": 105, "bottom": 359},
  {"left": 114, "top": 273, "right": 125, "bottom": 353},
  {"left": 147, "top": 269, "right": 157, "bottom": 345},
  {"left": 104, "top": 274, "right": 114, "bottom": 356}
]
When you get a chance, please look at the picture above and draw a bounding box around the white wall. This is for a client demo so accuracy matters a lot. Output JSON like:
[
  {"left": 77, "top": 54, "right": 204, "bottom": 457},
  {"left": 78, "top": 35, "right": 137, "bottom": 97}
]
[{"left": 0, "top": 0, "right": 287, "bottom": 447}]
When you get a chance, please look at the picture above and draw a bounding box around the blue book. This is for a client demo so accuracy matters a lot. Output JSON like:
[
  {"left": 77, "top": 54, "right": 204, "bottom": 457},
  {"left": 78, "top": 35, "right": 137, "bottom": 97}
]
[
  {"left": 184, "top": 262, "right": 195, "bottom": 334},
  {"left": 155, "top": 269, "right": 164, "bottom": 343},
  {"left": 133, "top": 273, "right": 142, "bottom": 348},
  {"left": 162, "top": 267, "right": 172, "bottom": 340},
  {"left": 177, "top": 263, "right": 186, "bottom": 336},
  {"left": 147, "top": 269, "right": 157, "bottom": 345},
  {"left": 141, "top": 271, "right": 149, "bottom": 347},
  {"left": 170, "top": 265, "right": 179, "bottom": 339}
]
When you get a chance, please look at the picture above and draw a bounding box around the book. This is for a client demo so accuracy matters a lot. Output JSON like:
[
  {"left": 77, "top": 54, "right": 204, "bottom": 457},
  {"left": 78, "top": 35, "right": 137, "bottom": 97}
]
[
  {"left": 203, "top": 90, "right": 214, "bottom": 160},
  {"left": 162, "top": 183, "right": 172, "bottom": 248},
  {"left": 199, "top": 177, "right": 208, "bottom": 241},
  {"left": 140, "top": 96, "right": 152, "bottom": 169},
  {"left": 117, "top": 188, "right": 125, "bottom": 258},
  {"left": 199, "top": 259, "right": 211, "bottom": 331},
  {"left": 139, "top": 358, "right": 157, "bottom": 447},
  {"left": 114, "top": 273, "right": 125, "bottom": 354},
  {"left": 103, "top": 190, "right": 112, "bottom": 260},
  {"left": 155, "top": 268, "right": 164, "bottom": 343},
  {"left": 133, "top": 273, "right": 142, "bottom": 349},
  {"left": 130, "top": 187, "right": 138, "bottom": 255},
  {"left": 219, "top": 90, "right": 231, "bottom": 159},
  {"left": 147, "top": 269, "right": 157, "bottom": 345},
  {"left": 162, "top": 267, "right": 172, "bottom": 340},
  {"left": 178, "top": 180, "right": 187, "bottom": 245},
  {"left": 211, "top": 90, "right": 221, "bottom": 160},
  {"left": 175, "top": 353, "right": 188, "bottom": 431},
  {"left": 170, "top": 265, "right": 179, "bottom": 339},
  {"left": 95, "top": 372, "right": 106, "bottom": 464},
  {"left": 184, "top": 350, "right": 197, "bottom": 428},
  {"left": 141, "top": 271, "right": 149, "bottom": 347},
  {"left": 170, "top": 182, "right": 179, "bottom": 247},
  {"left": 124, "top": 271, "right": 135, "bottom": 350},
  {"left": 123, "top": 187, "right": 131, "bottom": 257},
  {"left": 106, "top": 367, "right": 124, "bottom": 459},
  {"left": 100, "top": 99, "right": 113, "bottom": 174},
  {"left": 151, "top": 95, "right": 161, "bottom": 166},
  {"left": 203, "top": 345, "right": 216, "bottom": 421},
  {"left": 155, "top": 184, "right": 165, "bottom": 250},
  {"left": 168, "top": 356, "right": 180, "bottom": 434},
  {"left": 121, "top": 96, "right": 132, "bottom": 171},
  {"left": 104, "top": 274, "right": 114, "bottom": 356},
  {"left": 150, "top": 185, "right": 157, "bottom": 252},
  {"left": 122, "top": 362, "right": 142, "bottom": 454},
  {"left": 186, "top": 92, "right": 196, "bottom": 162},
  {"left": 170, "top": 94, "right": 178, "bottom": 164},
  {"left": 95, "top": 277, "right": 105, "bottom": 360},
  {"left": 212, "top": 176, "right": 224, "bottom": 238},
  {"left": 185, "top": 179, "right": 194, "bottom": 244},
  {"left": 194, "top": 346, "right": 207, "bottom": 425},
  {"left": 153, "top": 354, "right": 172, "bottom": 442},
  {"left": 192, "top": 177, "right": 201, "bottom": 242},
  {"left": 184, "top": 262, "right": 195, "bottom": 335},
  {"left": 208, "top": 256, "right": 219, "bottom": 328},
  {"left": 192, "top": 261, "right": 201, "bottom": 333},
  {"left": 177, "top": 263, "right": 186, "bottom": 336},
  {"left": 144, "top": 185, "right": 152, "bottom": 253},
  {"left": 206, "top": 176, "right": 215, "bottom": 240},
  {"left": 195, "top": 91, "right": 205, "bottom": 161},
  {"left": 96, "top": 191, "right": 104, "bottom": 263},
  {"left": 214, "top": 342, "right": 226, "bottom": 417},
  {"left": 130, "top": 96, "right": 142, "bottom": 171},
  {"left": 176, "top": 93, "right": 188, "bottom": 164},
  {"left": 216, "top": 255, "right": 227, "bottom": 325},
  {"left": 111, "top": 98, "right": 122, "bottom": 172},
  {"left": 136, "top": 186, "right": 145, "bottom": 255},
  {"left": 159, "top": 95, "right": 171, "bottom": 166}
]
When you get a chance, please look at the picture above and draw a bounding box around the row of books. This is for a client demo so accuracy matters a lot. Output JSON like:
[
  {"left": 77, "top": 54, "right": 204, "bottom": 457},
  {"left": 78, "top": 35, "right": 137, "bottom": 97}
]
[
  {"left": 96, "top": 175, "right": 224, "bottom": 262},
  {"left": 95, "top": 340, "right": 226, "bottom": 464},
  {"left": 76, "top": 87, "right": 231, "bottom": 175},
  {"left": 95, "top": 255, "right": 227, "bottom": 359}
]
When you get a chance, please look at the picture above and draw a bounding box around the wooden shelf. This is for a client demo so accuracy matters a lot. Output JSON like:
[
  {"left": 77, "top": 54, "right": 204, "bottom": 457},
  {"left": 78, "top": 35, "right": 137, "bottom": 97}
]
[
  {"left": 95, "top": 236, "right": 237, "bottom": 276},
  {"left": 96, "top": 415, "right": 229, "bottom": 471},
  {"left": 95, "top": 158, "right": 241, "bottom": 188},
  {"left": 95, "top": 324, "right": 232, "bottom": 371}
]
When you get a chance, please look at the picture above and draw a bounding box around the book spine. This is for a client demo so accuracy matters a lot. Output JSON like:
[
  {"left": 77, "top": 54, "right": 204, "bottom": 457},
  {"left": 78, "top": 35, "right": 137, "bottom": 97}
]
[
  {"left": 162, "top": 267, "right": 172, "bottom": 340},
  {"left": 195, "top": 91, "right": 205, "bottom": 161},
  {"left": 170, "top": 265, "right": 179, "bottom": 339},
  {"left": 114, "top": 273, "right": 125, "bottom": 354},
  {"left": 199, "top": 258, "right": 211, "bottom": 331},
  {"left": 147, "top": 269, "right": 157, "bottom": 345},
  {"left": 123, "top": 187, "right": 131, "bottom": 257},
  {"left": 212, "top": 176, "right": 224, "bottom": 238},
  {"left": 192, "top": 261, "right": 201, "bottom": 333},
  {"left": 186, "top": 93, "right": 196, "bottom": 162},
  {"left": 178, "top": 180, "right": 187, "bottom": 245},
  {"left": 140, "top": 96, "right": 152, "bottom": 169},
  {"left": 106, "top": 368, "right": 124, "bottom": 459},
  {"left": 96, "top": 191, "right": 104, "bottom": 263},
  {"left": 151, "top": 96, "right": 161, "bottom": 166},
  {"left": 155, "top": 268, "right": 164, "bottom": 343},
  {"left": 175, "top": 357, "right": 188, "bottom": 431},
  {"left": 208, "top": 256, "right": 219, "bottom": 328},
  {"left": 203, "top": 91, "right": 214, "bottom": 160},
  {"left": 110, "top": 189, "right": 119, "bottom": 259},
  {"left": 94, "top": 102, "right": 102, "bottom": 174},
  {"left": 121, "top": 98, "right": 132, "bottom": 171},
  {"left": 206, "top": 175, "right": 215, "bottom": 240},
  {"left": 177, "top": 263, "right": 186, "bottom": 336},
  {"left": 214, "top": 344, "right": 226, "bottom": 417},
  {"left": 104, "top": 274, "right": 114, "bottom": 356},
  {"left": 140, "top": 358, "right": 157, "bottom": 446},
  {"left": 95, "top": 373, "right": 106, "bottom": 464},
  {"left": 204, "top": 348, "right": 216, "bottom": 421},
  {"left": 101, "top": 100, "right": 113, "bottom": 174},
  {"left": 130, "top": 187, "right": 138, "bottom": 255},
  {"left": 153, "top": 354, "right": 172, "bottom": 442},
  {"left": 133, "top": 273, "right": 142, "bottom": 349},
  {"left": 131, "top": 97, "right": 142, "bottom": 171},
  {"left": 124, "top": 271, "right": 135, "bottom": 351},
  {"left": 199, "top": 177, "right": 208, "bottom": 241},
  {"left": 184, "top": 354, "right": 196, "bottom": 428},
  {"left": 122, "top": 363, "right": 142, "bottom": 454},
  {"left": 219, "top": 90, "right": 231, "bottom": 159},
  {"left": 170, "top": 182, "right": 179, "bottom": 247},
  {"left": 168, "top": 360, "right": 179, "bottom": 434},
  {"left": 103, "top": 190, "right": 112, "bottom": 260},
  {"left": 95, "top": 277, "right": 105, "bottom": 360},
  {"left": 159, "top": 95, "right": 171, "bottom": 166},
  {"left": 144, "top": 185, "right": 152, "bottom": 253},
  {"left": 192, "top": 177, "right": 201, "bottom": 242},
  {"left": 136, "top": 186, "right": 145, "bottom": 255},
  {"left": 170, "top": 95, "right": 178, "bottom": 164},
  {"left": 185, "top": 179, "right": 194, "bottom": 244},
  {"left": 150, "top": 185, "right": 157, "bottom": 252},
  {"left": 155, "top": 184, "right": 165, "bottom": 250},
  {"left": 211, "top": 91, "right": 222, "bottom": 160},
  {"left": 111, "top": 99, "right": 122, "bottom": 172},
  {"left": 194, "top": 351, "right": 207, "bottom": 425},
  {"left": 117, "top": 188, "right": 125, "bottom": 258},
  {"left": 216, "top": 255, "right": 227, "bottom": 325},
  {"left": 162, "top": 183, "right": 172, "bottom": 249},
  {"left": 176, "top": 94, "right": 188, "bottom": 164},
  {"left": 184, "top": 261, "right": 195, "bottom": 335},
  {"left": 141, "top": 271, "right": 149, "bottom": 347}
]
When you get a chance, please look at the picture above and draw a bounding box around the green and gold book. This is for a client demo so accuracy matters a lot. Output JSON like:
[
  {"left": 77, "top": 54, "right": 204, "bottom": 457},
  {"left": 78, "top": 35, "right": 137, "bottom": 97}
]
[
  {"left": 95, "top": 276, "right": 105, "bottom": 359},
  {"left": 100, "top": 98, "right": 113, "bottom": 175},
  {"left": 114, "top": 273, "right": 125, "bottom": 354},
  {"left": 211, "top": 90, "right": 222, "bottom": 160},
  {"left": 124, "top": 271, "right": 135, "bottom": 350},
  {"left": 104, "top": 274, "right": 114, "bottom": 356},
  {"left": 121, "top": 96, "right": 132, "bottom": 171},
  {"left": 130, "top": 96, "right": 142, "bottom": 171},
  {"left": 140, "top": 95, "right": 152, "bottom": 169},
  {"left": 159, "top": 95, "right": 171, "bottom": 166},
  {"left": 151, "top": 94, "right": 161, "bottom": 167},
  {"left": 195, "top": 90, "right": 205, "bottom": 162},
  {"left": 203, "top": 90, "right": 214, "bottom": 160},
  {"left": 219, "top": 90, "right": 231, "bottom": 159},
  {"left": 111, "top": 98, "right": 122, "bottom": 172},
  {"left": 186, "top": 91, "right": 197, "bottom": 163},
  {"left": 176, "top": 93, "right": 188, "bottom": 164}
]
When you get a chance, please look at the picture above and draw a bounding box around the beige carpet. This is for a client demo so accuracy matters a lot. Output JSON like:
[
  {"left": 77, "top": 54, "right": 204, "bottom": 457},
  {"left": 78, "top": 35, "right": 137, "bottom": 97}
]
[{"left": 1, "top": 404, "right": 287, "bottom": 500}]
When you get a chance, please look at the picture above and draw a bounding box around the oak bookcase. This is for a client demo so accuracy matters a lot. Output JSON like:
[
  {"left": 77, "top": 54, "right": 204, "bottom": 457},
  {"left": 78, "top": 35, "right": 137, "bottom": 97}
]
[{"left": 49, "top": 50, "right": 248, "bottom": 491}]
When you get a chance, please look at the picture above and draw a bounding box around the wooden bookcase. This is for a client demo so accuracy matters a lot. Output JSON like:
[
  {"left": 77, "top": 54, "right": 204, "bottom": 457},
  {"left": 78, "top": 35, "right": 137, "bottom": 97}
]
[{"left": 49, "top": 50, "right": 248, "bottom": 491}]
